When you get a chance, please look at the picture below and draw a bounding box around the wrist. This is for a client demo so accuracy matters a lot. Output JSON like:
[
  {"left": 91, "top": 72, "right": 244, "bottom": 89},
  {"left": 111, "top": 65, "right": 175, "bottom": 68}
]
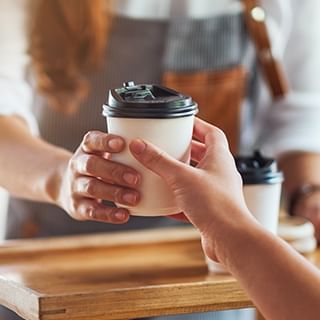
[
  {"left": 202, "top": 207, "right": 261, "bottom": 267},
  {"left": 218, "top": 221, "right": 267, "bottom": 274},
  {"left": 44, "top": 151, "right": 71, "bottom": 205}
]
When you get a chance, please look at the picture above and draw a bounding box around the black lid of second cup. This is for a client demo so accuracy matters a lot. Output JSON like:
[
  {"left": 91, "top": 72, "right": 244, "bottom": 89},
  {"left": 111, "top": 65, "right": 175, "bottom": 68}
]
[
  {"left": 103, "top": 81, "right": 198, "bottom": 119},
  {"left": 236, "top": 151, "right": 283, "bottom": 185}
]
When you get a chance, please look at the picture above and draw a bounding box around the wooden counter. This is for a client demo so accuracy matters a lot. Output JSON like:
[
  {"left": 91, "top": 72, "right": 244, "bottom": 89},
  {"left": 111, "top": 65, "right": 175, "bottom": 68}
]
[{"left": 0, "top": 227, "right": 318, "bottom": 320}]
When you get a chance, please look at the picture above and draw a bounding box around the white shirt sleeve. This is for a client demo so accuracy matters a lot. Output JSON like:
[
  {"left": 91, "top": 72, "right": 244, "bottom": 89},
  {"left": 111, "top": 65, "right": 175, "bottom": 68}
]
[
  {"left": 258, "top": 0, "right": 320, "bottom": 157},
  {"left": 0, "top": 0, "right": 38, "bottom": 134}
]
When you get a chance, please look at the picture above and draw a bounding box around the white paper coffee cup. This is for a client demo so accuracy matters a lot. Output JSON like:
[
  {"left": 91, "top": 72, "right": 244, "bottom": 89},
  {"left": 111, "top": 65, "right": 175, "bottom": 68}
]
[
  {"left": 238, "top": 152, "right": 283, "bottom": 234},
  {"left": 103, "top": 82, "right": 198, "bottom": 216},
  {"left": 243, "top": 183, "right": 282, "bottom": 234}
]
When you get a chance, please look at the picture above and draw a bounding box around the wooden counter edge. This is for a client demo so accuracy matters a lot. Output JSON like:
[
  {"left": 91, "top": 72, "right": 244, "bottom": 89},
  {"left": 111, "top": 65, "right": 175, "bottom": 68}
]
[{"left": 38, "top": 281, "right": 253, "bottom": 320}]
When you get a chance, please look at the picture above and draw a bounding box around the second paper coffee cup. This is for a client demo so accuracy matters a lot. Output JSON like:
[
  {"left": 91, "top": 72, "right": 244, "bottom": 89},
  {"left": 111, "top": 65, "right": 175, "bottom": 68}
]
[
  {"left": 102, "top": 81, "right": 198, "bottom": 216},
  {"left": 236, "top": 151, "right": 284, "bottom": 234}
]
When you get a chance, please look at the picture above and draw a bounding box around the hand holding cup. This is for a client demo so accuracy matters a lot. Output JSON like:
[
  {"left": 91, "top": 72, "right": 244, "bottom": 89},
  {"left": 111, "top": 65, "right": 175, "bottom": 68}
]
[
  {"left": 56, "top": 131, "right": 141, "bottom": 224},
  {"left": 129, "top": 117, "right": 255, "bottom": 262}
]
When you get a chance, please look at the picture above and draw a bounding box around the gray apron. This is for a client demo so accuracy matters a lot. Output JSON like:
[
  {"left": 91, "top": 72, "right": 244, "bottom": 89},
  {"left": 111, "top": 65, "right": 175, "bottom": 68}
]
[{"left": 3, "top": 12, "right": 255, "bottom": 320}]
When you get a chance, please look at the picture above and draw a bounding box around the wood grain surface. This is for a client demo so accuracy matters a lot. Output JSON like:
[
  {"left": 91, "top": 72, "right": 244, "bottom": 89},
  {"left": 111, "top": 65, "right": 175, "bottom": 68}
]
[{"left": 0, "top": 227, "right": 318, "bottom": 320}]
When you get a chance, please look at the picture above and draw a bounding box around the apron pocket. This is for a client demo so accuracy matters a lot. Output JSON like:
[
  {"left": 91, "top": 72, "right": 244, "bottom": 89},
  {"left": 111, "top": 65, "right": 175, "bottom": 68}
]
[{"left": 163, "top": 66, "right": 247, "bottom": 154}]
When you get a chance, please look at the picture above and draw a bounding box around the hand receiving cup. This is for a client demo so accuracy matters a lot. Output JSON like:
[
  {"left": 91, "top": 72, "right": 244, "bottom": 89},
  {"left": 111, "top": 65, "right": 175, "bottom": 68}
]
[{"left": 129, "top": 117, "right": 254, "bottom": 263}]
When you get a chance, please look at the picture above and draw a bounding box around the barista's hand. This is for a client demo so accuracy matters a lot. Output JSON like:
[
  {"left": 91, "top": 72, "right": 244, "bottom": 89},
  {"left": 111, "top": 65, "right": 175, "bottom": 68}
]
[
  {"left": 57, "top": 131, "right": 141, "bottom": 224},
  {"left": 279, "top": 152, "right": 320, "bottom": 242},
  {"left": 129, "top": 118, "right": 256, "bottom": 261}
]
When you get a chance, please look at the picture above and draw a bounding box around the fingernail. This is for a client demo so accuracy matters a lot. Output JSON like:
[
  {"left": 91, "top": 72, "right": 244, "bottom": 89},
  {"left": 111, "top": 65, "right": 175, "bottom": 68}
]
[
  {"left": 122, "top": 192, "right": 137, "bottom": 205},
  {"left": 108, "top": 138, "right": 124, "bottom": 150},
  {"left": 130, "top": 140, "right": 146, "bottom": 155},
  {"left": 114, "top": 210, "right": 128, "bottom": 221},
  {"left": 123, "top": 172, "right": 139, "bottom": 185}
]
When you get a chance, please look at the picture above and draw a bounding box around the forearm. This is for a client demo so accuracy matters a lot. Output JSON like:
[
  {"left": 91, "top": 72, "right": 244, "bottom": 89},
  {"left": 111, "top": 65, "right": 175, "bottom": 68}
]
[
  {"left": 217, "top": 220, "right": 320, "bottom": 320},
  {"left": 0, "top": 116, "right": 71, "bottom": 203}
]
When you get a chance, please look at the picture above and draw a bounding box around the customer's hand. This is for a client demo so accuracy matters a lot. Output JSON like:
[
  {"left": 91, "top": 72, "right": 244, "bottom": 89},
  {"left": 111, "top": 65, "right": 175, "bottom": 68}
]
[
  {"left": 56, "top": 131, "right": 141, "bottom": 224},
  {"left": 129, "top": 118, "right": 256, "bottom": 261}
]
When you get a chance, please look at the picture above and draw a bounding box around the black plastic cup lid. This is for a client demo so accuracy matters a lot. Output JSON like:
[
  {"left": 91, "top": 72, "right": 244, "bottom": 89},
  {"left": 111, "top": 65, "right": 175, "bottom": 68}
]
[
  {"left": 102, "top": 81, "right": 198, "bottom": 119},
  {"left": 235, "top": 151, "right": 283, "bottom": 185}
]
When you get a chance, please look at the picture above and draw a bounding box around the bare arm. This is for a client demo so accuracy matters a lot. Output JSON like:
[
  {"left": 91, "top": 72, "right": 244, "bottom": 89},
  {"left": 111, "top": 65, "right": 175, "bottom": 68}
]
[
  {"left": 0, "top": 116, "right": 70, "bottom": 202},
  {"left": 219, "top": 219, "right": 320, "bottom": 320},
  {"left": 0, "top": 115, "right": 141, "bottom": 223},
  {"left": 130, "top": 118, "right": 320, "bottom": 320}
]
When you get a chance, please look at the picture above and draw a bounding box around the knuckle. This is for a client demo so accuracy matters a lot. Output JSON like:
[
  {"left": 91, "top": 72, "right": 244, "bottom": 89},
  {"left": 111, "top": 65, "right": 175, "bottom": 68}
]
[
  {"left": 70, "top": 177, "right": 79, "bottom": 193},
  {"left": 110, "top": 164, "right": 124, "bottom": 181},
  {"left": 113, "top": 187, "right": 124, "bottom": 203},
  {"left": 207, "top": 129, "right": 229, "bottom": 152},
  {"left": 83, "top": 155, "right": 96, "bottom": 174},
  {"left": 215, "top": 129, "right": 228, "bottom": 145},
  {"left": 80, "top": 205, "right": 95, "bottom": 220},
  {"left": 82, "top": 131, "right": 102, "bottom": 151},
  {"left": 84, "top": 179, "right": 97, "bottom": 196},
  {"left": 106, "top": 207, "right": 120, "bottom": 221},
  {"left": 83, "top": 207, "right": 94, "bottom": 220},
  {"left": 86, "top": 206, "right": 111, "bottom": 222},
  {"left": 82, "top": 131, "right": 93, "bottom": 148},
  {"left": 72, "top": 203, "right": 87, "bottom": 221},
  {"left": 69, "top": 156, "right": 78, "bottom": 172},
  {"left": 145, "top": 149, "right": 164, "bottom": 166},
  {"left": 83, "top": 131, "right": 98, "bottom": 142}
]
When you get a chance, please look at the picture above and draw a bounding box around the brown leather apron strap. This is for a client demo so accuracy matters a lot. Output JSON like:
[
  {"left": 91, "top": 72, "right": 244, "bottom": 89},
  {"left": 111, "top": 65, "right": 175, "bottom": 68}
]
[{"left": 243, "top": 0, "right": 289, "bottom": 99}]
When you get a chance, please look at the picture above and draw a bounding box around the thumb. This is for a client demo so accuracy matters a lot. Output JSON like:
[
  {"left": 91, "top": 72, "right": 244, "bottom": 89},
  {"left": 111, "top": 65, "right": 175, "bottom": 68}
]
[{"left": 129, "top": 139, "right": 188, "bottom": 184}]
